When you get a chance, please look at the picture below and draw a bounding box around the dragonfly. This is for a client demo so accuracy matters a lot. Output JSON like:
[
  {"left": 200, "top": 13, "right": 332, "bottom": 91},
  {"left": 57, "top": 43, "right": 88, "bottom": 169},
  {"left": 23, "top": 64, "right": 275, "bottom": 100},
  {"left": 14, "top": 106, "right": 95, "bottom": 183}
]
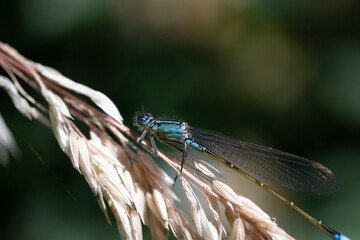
[{"left": 134, "top": 112, "right": 350, "bottom": 240}]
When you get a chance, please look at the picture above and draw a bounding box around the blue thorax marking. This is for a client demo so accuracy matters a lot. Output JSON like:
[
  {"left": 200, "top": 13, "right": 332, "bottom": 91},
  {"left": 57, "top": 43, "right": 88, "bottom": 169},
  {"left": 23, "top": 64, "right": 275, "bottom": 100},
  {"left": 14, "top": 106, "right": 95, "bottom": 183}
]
[
  {"left": 152, "top": 120, "right": 209, "bottom": 154},
  {"left": 153, "top": 120, "right": 191, "bottom": 141}
]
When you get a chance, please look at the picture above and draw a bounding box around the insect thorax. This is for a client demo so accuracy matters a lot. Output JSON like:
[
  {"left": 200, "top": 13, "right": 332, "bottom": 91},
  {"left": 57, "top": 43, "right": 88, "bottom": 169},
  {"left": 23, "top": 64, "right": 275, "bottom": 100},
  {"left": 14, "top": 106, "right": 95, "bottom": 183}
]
[{"left": 153, "top": 120, "right": 191, "bottom": 141}]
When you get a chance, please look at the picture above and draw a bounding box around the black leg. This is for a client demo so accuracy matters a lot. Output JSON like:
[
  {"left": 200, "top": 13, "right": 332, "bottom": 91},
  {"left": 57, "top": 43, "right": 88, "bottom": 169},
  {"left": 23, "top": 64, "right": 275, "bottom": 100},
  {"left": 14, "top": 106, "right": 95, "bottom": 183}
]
[
  {"left": 172, "top": 174, "right": 178, "bottom": 189},
  {"left": 137, "top": 128, "right": 147, "bottom": 143},
  {"left": 179, "top": 142, "right": 188, "bottom": 181},
  {"left": 150, "top": 135, "right": 158, "bottom": 157}
]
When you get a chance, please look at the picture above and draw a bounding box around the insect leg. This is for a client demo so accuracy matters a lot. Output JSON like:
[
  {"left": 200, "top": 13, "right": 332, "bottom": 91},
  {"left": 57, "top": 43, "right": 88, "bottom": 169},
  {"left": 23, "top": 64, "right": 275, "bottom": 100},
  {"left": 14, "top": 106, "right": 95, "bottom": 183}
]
[
  {"left": 137, "top": 128, "right": 148, "bottom": 143},
  {"left": 179, "top": 141, "right": 189, "bottom": 180},
  {"left": 150, "top": 134, "right": 158, "bottom": 157}
]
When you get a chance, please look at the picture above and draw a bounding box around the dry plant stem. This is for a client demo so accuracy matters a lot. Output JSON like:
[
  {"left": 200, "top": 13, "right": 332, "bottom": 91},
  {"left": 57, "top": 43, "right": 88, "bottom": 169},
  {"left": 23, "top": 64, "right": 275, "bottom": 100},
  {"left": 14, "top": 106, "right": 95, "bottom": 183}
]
[{"left": 0, "top": 42, "right": 294, "bottom": 240}]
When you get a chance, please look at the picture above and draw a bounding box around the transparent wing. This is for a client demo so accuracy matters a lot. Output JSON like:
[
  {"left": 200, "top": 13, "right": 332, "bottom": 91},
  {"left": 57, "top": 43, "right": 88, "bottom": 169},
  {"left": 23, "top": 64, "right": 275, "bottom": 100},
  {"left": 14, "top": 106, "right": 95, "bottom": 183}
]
[{"left": 189, "top": 126, "right": 336, "bottom": 194}]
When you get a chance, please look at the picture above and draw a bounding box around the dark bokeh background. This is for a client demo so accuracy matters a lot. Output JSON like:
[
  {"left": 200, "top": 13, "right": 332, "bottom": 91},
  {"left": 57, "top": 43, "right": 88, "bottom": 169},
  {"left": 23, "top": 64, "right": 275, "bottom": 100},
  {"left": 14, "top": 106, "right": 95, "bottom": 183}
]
[{"left": 1, "top": 0, "right": 359, "bottom": 239}]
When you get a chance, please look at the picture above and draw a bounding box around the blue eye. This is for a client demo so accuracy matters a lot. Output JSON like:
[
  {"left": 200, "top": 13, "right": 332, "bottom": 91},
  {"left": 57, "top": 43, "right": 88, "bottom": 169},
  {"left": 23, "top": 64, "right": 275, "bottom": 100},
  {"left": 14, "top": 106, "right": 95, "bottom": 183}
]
[{"left": 135, "top": 112, "right": 153, "bottom": 128}]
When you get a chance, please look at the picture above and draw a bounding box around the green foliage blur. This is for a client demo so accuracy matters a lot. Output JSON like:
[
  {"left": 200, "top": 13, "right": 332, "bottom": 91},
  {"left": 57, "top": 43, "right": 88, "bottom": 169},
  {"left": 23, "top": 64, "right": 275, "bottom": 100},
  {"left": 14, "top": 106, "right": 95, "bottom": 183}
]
[{"left": 1, "top": 0, "right": 359, "bottom": 239}]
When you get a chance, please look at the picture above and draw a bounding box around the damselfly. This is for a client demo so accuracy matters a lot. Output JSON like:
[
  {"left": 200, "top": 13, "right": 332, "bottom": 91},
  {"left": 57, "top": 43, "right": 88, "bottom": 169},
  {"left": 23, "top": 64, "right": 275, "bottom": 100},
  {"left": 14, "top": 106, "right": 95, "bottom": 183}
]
[{"left": 134, "top": 112, "right": 350, "bottom": 240}]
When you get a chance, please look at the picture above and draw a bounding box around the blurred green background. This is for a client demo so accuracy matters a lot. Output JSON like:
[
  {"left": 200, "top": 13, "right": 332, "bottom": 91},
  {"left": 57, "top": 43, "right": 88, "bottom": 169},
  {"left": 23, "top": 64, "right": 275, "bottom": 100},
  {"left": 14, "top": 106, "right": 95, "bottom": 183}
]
[{"left": 1, "top": 0, "right": 359, "bottom": 239}]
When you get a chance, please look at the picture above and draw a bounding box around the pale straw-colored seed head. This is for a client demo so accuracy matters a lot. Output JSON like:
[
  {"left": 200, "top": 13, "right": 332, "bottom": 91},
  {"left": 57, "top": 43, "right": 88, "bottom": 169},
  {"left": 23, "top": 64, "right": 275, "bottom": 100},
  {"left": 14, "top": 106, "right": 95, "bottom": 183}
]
[{"left": 0, "top": 42, "right": 294, "bottom": 240}]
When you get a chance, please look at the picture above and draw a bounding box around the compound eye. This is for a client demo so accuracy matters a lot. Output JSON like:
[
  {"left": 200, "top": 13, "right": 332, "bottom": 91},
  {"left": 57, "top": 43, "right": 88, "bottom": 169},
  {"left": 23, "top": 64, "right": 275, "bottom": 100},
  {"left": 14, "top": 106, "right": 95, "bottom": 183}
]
[{"left": 136, "top": 116, "right": 144, "bottom": 125}]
